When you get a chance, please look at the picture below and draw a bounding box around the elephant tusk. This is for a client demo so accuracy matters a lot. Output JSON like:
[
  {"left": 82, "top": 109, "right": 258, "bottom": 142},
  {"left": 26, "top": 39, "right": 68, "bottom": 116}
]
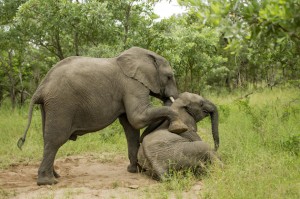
[{"left": 170, "top": 96, "right": 175, "bottom": 103}]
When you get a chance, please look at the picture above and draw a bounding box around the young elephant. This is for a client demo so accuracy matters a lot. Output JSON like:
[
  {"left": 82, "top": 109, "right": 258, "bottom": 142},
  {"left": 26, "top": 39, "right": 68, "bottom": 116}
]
[{"left": 138, "top": 92, "right": 220, "bottom": 180}]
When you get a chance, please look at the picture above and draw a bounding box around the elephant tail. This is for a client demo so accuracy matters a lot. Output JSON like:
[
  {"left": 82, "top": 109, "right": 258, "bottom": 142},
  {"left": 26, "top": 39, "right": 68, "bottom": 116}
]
[{"left": 17, "top": 93, "right": 41, "bottom": 150}]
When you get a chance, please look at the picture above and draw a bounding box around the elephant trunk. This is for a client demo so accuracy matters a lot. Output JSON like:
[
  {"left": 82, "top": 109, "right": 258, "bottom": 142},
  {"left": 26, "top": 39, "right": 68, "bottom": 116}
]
[
  {"left": 209, "top": 105, "right": 219, "bottom": 151},
  {"left": 162, "top": 77, "right": 179, "bottom": 100}
]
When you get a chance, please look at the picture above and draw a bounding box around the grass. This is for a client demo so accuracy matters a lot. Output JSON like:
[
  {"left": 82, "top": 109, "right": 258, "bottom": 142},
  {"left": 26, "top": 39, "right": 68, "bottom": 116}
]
[
  {"left": 0, "top": 87, "right": 299, "bottom": 198},
  {"left": 198, "top": 87, "right": 300, "bottom": 199}
]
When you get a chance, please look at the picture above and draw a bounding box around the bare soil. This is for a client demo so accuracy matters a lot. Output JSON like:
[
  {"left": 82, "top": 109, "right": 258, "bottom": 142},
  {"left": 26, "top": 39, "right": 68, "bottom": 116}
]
[{"left": 0, "top": 153, "right": 203, "bottom": 199}]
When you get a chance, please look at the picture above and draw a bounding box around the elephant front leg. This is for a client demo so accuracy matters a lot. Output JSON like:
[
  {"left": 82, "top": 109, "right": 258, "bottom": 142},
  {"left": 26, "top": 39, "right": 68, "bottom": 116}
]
[
  {"left": 140, "top": 106, "right": 188, "bottom": 134},
  {"left": 124, "top": 96, "right": 188, "bottom": 134},
  {"left": 119, "top": 114, "right": 140, "bottom": 173}
]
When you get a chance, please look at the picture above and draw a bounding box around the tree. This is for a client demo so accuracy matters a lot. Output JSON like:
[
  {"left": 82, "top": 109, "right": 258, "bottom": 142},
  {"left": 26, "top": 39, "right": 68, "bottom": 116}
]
[
  {"left": 150, "top": 15, "right": 227, "bottom": 93},
  {"left": 0, "top": 0, "right": 30, "bottom": 108},
  {"left": 0, "top": 0, "right": 160, "bottom": 108},
  {"left": 14, "top": 0, "right": 115, "bottom": 60},
  {"left": 179, "top": 0, "right": 300, "bottom": 88}
]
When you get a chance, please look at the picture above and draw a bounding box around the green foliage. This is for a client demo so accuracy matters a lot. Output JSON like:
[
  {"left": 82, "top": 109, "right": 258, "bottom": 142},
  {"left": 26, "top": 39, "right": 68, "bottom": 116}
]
[
  {"left": 0, "top": 0, "right": 157, "bottom": 108},
  {"left": 15, "top": 0, "right": 114, "bottom": 59},
  {"left": 179, "top": 0, "right": 300, "bottom": 90},
  {"left": 235, "top": 98, "right": 269, "bottom": 133},
  {"left": 218, "top": 104, "right": 230, "bottom": 123},
  {"left": 150, "top": 17, "right": 228, "bottom": 93}
]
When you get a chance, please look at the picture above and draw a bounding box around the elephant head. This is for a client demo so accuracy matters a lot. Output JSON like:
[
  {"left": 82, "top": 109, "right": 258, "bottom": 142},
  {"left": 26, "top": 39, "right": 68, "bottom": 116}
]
[
  {"left": 117, "top": 47, "right": 178, "bottom": 100},
  {"left": 171, "top": 92, "right": 220, "bottom": 150}
]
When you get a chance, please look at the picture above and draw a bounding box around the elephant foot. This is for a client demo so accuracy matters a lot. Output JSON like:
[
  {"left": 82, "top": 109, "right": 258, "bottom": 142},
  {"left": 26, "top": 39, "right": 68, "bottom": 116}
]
[
  {"left": 127, "top": 164, "right": 138, "bottom": 173},
  {"left": 168, "top": 120, "right": 188, "bottom": 134},
  {"left": 37, "top": 176, "right": 58, "bottom": 186}
]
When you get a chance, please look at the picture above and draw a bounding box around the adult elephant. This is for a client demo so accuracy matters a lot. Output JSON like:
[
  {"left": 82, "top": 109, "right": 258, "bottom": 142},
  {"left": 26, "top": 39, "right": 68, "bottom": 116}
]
[
  {"left": 138, "top": 92, "right": 220, "bottom": 180},
  {"left": 17, "top": 47, "right": 188, "bottom": 185}
]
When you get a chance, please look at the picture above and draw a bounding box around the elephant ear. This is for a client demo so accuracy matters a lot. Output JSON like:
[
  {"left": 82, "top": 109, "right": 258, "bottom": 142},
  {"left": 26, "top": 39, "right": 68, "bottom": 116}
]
[{"left": 117, "top": 47, "right": 160, "bottom": 94}]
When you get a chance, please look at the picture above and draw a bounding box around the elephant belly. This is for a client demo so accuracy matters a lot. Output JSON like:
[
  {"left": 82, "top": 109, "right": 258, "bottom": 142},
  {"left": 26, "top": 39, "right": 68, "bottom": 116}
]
[
  {"left": 72, "top": 103, "right": 124, "bottom": 133},
  {"left": 50, "top": 77, "right": 125, "bottom": 133}
]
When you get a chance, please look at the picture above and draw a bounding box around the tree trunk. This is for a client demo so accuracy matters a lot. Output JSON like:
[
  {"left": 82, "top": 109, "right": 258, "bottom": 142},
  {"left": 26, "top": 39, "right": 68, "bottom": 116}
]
[
  {"left": 7, "top": 50, "right": 17, "bottom": 109},
  {"left": 184, "top": 64, "right": 188, "bottom": 91},
  {"left": 54, "top": 30, "right": 64, "bottom": 60},
  {"left": 225, "top": 76, "right": 231, "bottom": 92},
  {"left": 189, "top": 61, "right": 194, "bottom": 93},
  {"left": 197, "top": 69, "right": 201, "bottom": 94},
  {"left": 123, "top": 3, "right": 132, "bottom": 50},
  {"left": 74, "top": 31, "right": 79, "bottom": 56}
]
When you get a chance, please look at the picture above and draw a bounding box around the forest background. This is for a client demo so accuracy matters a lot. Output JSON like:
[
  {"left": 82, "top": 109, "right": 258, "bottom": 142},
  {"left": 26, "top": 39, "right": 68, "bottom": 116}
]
[{"left": 1, "top": 0, "right": 299, "bottom": 108}]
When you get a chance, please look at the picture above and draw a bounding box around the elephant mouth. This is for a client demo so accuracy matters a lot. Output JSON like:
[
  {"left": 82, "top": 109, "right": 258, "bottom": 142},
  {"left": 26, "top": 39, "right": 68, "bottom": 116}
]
[
  {"left": 150, "top": 91, "right": 161, "bottom": 99},
  {"left": 150, "top": 91, "right": 174, "bottom": 102}
]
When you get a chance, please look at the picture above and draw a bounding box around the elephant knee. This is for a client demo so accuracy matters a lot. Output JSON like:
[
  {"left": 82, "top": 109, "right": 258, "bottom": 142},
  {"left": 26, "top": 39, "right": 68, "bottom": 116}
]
[{"left": 128, "top": 115, "right": 148, "bottom": 130}]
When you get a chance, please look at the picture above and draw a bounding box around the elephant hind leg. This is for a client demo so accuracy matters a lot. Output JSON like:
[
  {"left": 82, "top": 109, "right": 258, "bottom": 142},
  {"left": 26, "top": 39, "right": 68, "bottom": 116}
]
[
  {"left": 37, "top": 105, "right": 59, "bottom": 185},
  {"left": 38, "top": 131, "right": 69, "bottom": 185},
  {"left": 37, "top": 143, "right": 60, "bottom": 185}
]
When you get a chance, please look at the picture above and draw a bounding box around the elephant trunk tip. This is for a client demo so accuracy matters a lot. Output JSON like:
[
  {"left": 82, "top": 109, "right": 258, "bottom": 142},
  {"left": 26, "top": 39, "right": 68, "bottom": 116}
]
[{"left": 17, "top": 137, "right": 25, "bottom": 150}]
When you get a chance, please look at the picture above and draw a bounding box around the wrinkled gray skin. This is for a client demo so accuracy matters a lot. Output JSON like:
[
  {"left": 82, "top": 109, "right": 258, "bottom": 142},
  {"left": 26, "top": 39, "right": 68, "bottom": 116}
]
[
  {"left": 138, "top": 92, "right": 220, "bottom": 180},
  {"left": 17, "top": 47, "right": 188, "bottom": 186}
]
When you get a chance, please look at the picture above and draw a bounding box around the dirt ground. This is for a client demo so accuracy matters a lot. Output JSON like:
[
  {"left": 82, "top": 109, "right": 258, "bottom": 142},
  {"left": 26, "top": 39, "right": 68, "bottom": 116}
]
[{"left": 0, "top": 153, "right": 203, "bottom": 199}]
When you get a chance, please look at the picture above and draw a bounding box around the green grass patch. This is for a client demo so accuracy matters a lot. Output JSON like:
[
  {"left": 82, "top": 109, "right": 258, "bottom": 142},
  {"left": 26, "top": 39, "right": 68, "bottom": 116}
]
[{"left": 198, "top": 87, "right": 300, "bottom": 199}]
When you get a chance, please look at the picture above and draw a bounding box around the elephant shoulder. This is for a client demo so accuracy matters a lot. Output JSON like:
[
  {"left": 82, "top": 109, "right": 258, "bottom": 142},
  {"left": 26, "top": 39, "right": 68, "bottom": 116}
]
[{"left": 52, "top": 56, "right": 115, "bottom": 70}]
